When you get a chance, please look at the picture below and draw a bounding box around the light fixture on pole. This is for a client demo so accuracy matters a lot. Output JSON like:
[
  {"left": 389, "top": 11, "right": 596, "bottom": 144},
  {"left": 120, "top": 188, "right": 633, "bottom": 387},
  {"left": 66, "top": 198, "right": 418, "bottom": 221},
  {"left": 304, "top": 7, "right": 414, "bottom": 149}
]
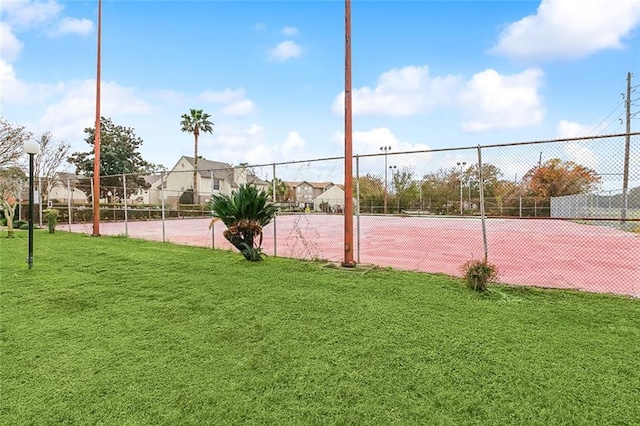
[
  {"left": 456, "top": 161, "right": 466, "bottom": 215},
  {"left": 380, "top": 146, "right": 391, "bottom": 214},
  {"left": 23, "top": 140, "right": 40, "bottom": 269}
]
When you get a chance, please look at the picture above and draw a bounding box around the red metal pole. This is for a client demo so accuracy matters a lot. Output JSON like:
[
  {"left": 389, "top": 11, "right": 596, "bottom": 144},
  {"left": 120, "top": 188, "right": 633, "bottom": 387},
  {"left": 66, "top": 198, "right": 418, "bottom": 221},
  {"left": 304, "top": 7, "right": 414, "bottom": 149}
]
[
  {"left": 92, "top": 0, "right": 102, "bottom": 236},
  {"left": 343, "top": 0, "right": 355, "bottom": 267}
]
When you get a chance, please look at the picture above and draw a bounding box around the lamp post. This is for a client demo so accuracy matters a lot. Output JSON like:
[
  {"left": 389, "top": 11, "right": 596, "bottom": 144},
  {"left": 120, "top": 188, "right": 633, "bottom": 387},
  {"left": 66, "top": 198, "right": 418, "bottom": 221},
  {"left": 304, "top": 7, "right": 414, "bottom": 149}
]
[
  {"left": 389, "top": 165, "right": 397, "bottom": 213},
  {"left": 380, "top": 146, "right": 391, "bottom": 214},
  {"left": 456, "top": 161, "right": 466, "bottom": 215},
  {"left": 23, "top": 140, "right": 40, "bottom": 269}
]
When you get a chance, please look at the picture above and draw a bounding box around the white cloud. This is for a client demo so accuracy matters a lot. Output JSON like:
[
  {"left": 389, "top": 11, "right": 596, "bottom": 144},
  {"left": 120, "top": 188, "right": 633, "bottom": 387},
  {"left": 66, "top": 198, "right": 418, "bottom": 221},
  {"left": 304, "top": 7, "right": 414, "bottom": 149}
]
[
  {"left": 198, "top": 88, "right": 246, "bottom": 104},
  {"left": 268, "top": 40, "right": 303, "bottom": 62},
  {"left": 39, "top": 80, "right": 150, "bottom": 142},
  {"left": 490, "top": 0, "right": 640, "bottom": 60},
  {"left": 281, "top": 26, "right": 298, "bottom": 36},
  {"left": 1, "top": 0, "right": 63, "bottom": 28},
  {"left": 282, "top": 131, "right": 305, "bottom": 152},
  {"left": 564, "top": 143, "right": 599, "bottom": 169},
  {"left": 0, "top": 22, "right": 23, "bottom": 62},
  {"left": 556, "top": 120, "right": 608, "bottom": 138},
  {"left": 332, "top": 127, "right": 430, "bottom": 157},
  {"left": 332, "top": 66, "right": 461, "bottom": 116},
  {"left": 0, "top": 59, "right": 62, "bottom": 105},
  {"left": 334, "top": 65, "right": 546, "bottom": 133},
  {"left": 49, "top": 17, "right": 92, "bottom": 37},
  {"left": 458, "top": 68, "right": 545, "bottom": 133},
  {"left": 207, "top": 125, "right": 306, "bottom": 165},
  {"left": 222, "top": 99, "right": 256, "bottom": 117}
]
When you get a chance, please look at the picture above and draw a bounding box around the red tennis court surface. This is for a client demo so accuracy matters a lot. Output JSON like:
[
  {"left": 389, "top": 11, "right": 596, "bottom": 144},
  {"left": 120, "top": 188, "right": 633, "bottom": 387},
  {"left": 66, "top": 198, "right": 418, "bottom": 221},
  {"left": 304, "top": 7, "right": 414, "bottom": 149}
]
[{"left": 69, "top": 215, "right": 639, "bottom": 297}]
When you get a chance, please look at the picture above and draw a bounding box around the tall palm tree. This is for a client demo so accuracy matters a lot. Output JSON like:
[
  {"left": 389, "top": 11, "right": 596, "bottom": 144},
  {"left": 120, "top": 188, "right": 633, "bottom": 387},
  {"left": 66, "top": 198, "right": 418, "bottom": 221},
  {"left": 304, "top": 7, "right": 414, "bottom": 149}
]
[{"left": 180, "top": 109, "right": 214, "bottom": 204}]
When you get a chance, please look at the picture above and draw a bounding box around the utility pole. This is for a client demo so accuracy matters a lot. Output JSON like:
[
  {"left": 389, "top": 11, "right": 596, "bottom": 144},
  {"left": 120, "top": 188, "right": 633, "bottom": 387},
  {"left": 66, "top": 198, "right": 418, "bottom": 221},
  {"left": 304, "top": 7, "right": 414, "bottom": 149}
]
[
  {"left": 622, "top": 72, "right": 631, "bottom": 221},
  {"left": 92, "top": 0, "right": 102, "bottom": 236},
  {"left": 342, "top": 0, "right": 355, "bottom": 267}
]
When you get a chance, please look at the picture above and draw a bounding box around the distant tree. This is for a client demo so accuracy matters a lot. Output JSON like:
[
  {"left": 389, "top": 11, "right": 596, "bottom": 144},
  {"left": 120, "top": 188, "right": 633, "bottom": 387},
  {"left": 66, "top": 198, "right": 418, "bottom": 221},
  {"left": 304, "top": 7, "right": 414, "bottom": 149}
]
[
  {"left": 0, "top": 167, "right": 27, "bottom": 237},
  {"left": 33, "top": 132, "right": 71, "bottom": 203},
  {"left": 0, "top": 117, "right": 32, "bottom": 168},
  {"left": 67, "top": 117, "right": 162, "bottom": 201},
  {"left": 391, "top": 167, "right": 419, "bottom": 206},
  {"left": 267, "top": 178, "right": 290, "bottom": 202},
  {"left": 420, "top": 169, "right": 457, "bottom": 211},
  {"left": 180, "top": 109, "right": 214, "bottom": 204},
  {"left": 523, "top": 158, "right": 600, "bottom": 198},
  {"left": 353, "top": 173, "right": 384, "bottom": 200}
]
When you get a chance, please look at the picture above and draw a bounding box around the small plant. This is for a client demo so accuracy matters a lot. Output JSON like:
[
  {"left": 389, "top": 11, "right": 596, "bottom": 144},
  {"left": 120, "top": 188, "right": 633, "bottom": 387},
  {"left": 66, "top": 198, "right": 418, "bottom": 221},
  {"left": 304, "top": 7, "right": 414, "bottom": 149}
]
[
  {"left": 43, "top": 209, "right": 59, "bottom": 233},
  {"left": 461, "top": 259, "right": 498, "bottom": 292},
  {"left": 19, "top": 223, "right": 29, "bottom": 230},
  {"left": 208, "top": 184, "right": 277, "bottom": 261}
]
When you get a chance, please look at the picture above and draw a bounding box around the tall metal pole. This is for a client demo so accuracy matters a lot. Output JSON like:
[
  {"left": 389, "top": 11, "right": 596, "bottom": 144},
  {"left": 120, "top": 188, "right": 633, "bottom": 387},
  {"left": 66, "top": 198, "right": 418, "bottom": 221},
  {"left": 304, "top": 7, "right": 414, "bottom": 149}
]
[
  {"left": 342, "top": 0, "right": 355, "bottom": 267},
  {"left": 457, "top": 161, "right": 466, "bottom": 215},
  {"left": 477, "top": 146, "right": 488, "bottom": 262},
  {"left": 92, "top": 0, "right": 102, "bottom": 236},
  {"left": 28, "top": 153, "right": 34, "bottom": 269},
  {"left": 622, "top": 71, "right": 631, "bottom": 221},
  {"left": 381, "top": 146, "right": 390, "bottom": 214}
]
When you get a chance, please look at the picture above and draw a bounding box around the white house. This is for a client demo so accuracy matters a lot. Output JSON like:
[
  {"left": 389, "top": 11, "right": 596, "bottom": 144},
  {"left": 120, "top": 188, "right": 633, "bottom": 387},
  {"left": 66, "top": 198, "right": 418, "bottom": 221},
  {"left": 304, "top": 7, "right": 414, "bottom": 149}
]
[
  {"left": 158, "top": 156, "right": 269, "bottom": 204},
  {"left": 312, "top": 185, "right": 356, "bottom": 212}
]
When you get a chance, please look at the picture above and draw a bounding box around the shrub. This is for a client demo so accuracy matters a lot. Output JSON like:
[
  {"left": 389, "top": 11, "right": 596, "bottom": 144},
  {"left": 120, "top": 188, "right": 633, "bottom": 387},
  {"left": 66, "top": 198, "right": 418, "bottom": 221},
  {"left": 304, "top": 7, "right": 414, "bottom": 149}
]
[
  {"left": 14, "top": 220, "right": 28, "bottom": 229},
  {"left": 461, "top": 259, "right": 498, "bottom": 292},
  {"left": 19, "top": 223, "right": 29, "bottom": 230},
  {"left": 0, "top": 217, "right": 6, "bottom": 226},
  {"left": 43, "top": 209, "right": 59, "bottom": 233}
]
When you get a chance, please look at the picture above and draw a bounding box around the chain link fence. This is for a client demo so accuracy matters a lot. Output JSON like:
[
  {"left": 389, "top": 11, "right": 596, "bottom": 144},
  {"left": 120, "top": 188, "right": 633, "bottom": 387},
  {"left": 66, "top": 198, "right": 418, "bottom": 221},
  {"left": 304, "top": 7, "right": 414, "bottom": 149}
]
[{"left": 49, "top": 133, "right": 639, "bottom": 297}]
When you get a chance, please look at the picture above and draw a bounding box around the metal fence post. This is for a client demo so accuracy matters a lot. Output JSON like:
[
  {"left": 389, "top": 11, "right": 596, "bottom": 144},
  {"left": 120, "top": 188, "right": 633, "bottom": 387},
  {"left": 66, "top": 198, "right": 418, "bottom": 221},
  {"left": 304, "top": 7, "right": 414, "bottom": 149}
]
[
  {"left": 160, "top": 171, "right": 166, "bottom": 243},
  {"left": 67, "top": 178, "right": 72, "bottom": 232},
  {"left": 272, "top": 163, "right": 277, "bottom": 257},
  {"left": 477, "top": 146, "right": 488, "bottom": 262},
  {"left": 519, "top": 196, "right": 522, "bottom": 218},
  {"left": 38, "top": 176, "right": 43, "bottom": 227},
  {"left": 123, "top": 173, "right": 128, "bottom": 236},
  {"left": 356, "top": 155, "right": 361, "bottom": 264}
]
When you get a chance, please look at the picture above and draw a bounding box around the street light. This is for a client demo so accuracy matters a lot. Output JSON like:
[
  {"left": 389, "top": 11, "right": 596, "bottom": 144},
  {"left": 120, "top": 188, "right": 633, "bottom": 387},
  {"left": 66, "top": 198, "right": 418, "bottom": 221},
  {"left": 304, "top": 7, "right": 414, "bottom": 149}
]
[
  {"left": 456, "top": 161, "right": 466, "bottom": 215},
  {"left": 380, "top": 146, "right": 391, "bottom": 214},
  {"left": 23, "top": 140, "right": 40, "bottom": 269},
  {"left": 389, "top": 165, "right": 397, "bottom": 213}
]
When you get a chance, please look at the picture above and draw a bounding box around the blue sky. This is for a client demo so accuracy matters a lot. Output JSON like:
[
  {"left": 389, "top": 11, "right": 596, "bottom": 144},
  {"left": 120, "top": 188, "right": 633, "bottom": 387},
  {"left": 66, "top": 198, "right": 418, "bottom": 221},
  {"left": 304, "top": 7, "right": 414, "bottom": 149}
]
[{"left": 1, "top": 0, "right": 639, "bottom": 186}]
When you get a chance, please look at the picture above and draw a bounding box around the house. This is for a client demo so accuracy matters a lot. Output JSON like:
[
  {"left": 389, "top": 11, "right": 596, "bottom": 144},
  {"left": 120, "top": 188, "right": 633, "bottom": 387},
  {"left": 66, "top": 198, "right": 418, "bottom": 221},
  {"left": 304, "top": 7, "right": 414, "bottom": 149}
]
[
  {"left": 45, "top": 172, "right": 89, "bottom": 204},
  {"left": 285, "top": 181, "right": 335, "bottom": 207},
  {"left": 311, "top": 185, "right": 357, "bottom": 212},
  {"left": 158, "top": 156, "right": 269, "bottom": 205}
]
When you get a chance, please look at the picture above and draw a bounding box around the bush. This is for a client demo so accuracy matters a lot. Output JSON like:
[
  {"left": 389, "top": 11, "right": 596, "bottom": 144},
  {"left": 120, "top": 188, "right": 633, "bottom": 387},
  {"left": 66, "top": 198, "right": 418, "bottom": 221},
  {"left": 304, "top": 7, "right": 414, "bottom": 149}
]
[
  {"left": 0, "top": 217, "right": 6, "bottom": 226},
  {"left": 14, "top": 220, "right": 28, "bottom": 229},
  {"left": 43, "top": 209, "right": 59, "bottom": 233},
  {"left": 461, "top": 259, "right": 498, "bottom": 292},
  {"left": 19, "top": 223, "right": 29, "bottom": 230}
]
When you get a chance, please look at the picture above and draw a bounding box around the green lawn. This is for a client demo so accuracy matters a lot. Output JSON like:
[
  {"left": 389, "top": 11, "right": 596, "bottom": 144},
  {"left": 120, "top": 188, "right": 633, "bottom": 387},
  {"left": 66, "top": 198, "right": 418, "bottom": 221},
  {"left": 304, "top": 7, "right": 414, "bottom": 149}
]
[{"left": 1, "top": 230, "right": 639, "bottom": 425}]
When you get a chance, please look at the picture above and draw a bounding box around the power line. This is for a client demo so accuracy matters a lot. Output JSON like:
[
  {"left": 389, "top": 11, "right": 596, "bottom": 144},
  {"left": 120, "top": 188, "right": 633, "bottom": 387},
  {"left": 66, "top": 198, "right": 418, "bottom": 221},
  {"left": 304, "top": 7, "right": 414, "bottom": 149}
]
[{"left": 587, "top": 100, "right": 625, "bottom": 135}]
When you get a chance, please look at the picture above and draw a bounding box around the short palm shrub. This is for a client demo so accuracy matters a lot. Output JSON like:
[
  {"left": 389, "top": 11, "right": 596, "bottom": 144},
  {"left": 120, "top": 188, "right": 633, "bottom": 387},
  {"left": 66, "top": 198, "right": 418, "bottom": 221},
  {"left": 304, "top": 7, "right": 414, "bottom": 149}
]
[
  {"left": 43, "top": 209, "right": 59, "bottom": 233},
  {"left": 208, "top": 184, "right": 277, "bottom": 261},
  {"left": 461, "top": 259, "right": 498, "bottom": 292}
]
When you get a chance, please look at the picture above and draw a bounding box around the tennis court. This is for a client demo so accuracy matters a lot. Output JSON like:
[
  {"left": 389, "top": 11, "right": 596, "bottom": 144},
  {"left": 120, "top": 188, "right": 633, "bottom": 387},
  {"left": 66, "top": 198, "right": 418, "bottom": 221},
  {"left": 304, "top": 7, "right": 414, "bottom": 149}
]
[{"left": 69, "top": 214, "right": 639, "bottom": 297}]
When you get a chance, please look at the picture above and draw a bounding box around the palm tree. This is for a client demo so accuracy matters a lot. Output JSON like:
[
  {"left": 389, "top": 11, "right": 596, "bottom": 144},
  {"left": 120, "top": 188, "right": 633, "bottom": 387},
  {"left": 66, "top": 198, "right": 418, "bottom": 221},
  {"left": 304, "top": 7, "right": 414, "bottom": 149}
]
[
  {"left": 208, "top": 184, "right": 277, "bottom": 261},
  {"left": 180, "top": 109, "right": 214, "bottom": 204},
  {"left": 267, "top": 178, "right": 290, "bottom": 202}
]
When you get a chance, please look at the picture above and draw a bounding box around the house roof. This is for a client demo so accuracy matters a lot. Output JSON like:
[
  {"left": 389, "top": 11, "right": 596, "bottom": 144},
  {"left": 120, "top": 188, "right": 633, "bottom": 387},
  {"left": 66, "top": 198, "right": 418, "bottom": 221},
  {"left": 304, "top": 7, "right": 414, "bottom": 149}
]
[
  {"left": 182, "top": 157, "right": 233, "bottom": 176},
  {"left": 285, "top": 181, "right": 334, "bottom": 189},
  {"left": 180, "top": 156, "right": 267, "bottom": 187}
]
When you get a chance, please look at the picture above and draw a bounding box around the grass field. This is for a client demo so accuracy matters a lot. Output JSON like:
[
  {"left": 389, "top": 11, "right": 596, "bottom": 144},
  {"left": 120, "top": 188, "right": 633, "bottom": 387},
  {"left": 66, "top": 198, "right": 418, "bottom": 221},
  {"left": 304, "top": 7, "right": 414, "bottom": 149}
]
[{"left": 1, "top": 230, "right": 639, "bottom": 424}]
